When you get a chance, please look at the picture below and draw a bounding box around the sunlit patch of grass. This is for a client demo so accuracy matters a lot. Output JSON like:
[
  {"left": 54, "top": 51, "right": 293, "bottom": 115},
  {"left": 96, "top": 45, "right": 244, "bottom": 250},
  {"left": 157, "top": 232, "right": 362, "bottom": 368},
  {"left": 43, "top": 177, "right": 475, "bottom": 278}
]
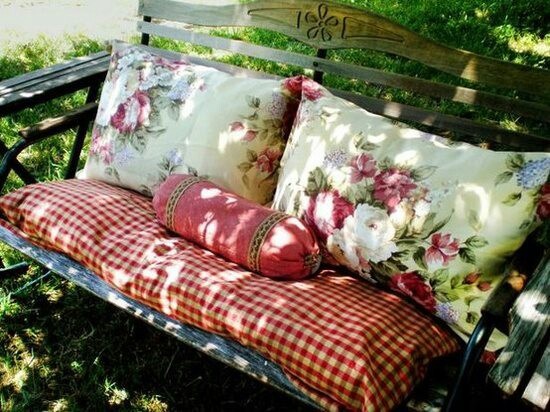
[
  {"left": 133, "top": 394, "right": 169, "bottom": 412},
  {"left": 48, "top": 398, "right": 70, "bottom": 412},
  {"left": 0, "top": 292, "right": 20, "bottom": 317},
  {"left": 508, "top": 33, "right": 550, "bottom": 58},
  {"left": 103, "top": 378, "right": 129, "bottom": 406}
]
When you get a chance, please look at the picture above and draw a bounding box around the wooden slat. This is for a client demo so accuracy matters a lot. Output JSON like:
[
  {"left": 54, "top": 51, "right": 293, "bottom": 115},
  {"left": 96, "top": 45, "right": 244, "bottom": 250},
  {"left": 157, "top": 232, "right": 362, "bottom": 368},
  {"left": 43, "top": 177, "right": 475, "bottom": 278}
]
[
  {"left": 333, "top": 90, "right": 550, "bottom": 151},
  {"left": 0, "top": 224, "right": 321, "bottom": 410},
  {"left": 19, "top": 102, "right": 98, "bottom": 141},
  {"left": 0, "top": 51, "right": 108, "bottom": 96},
  {"left": 489, "top": 253, "right": 550, "bottom": 410},
  {"left": 130, "top": 41, "right": 279, "bottom": 80},
  {"left": 138, "top": 0, "right": 550, "bottom": 97},
  {"left": 522, "top": 344, "right": 550, "bottom": 409},
  {"left": 138, "top": 22, "right": 550, "bottom": 122},
  {"left": 0, "top": 54, "right": 109, "bottom": 117}
]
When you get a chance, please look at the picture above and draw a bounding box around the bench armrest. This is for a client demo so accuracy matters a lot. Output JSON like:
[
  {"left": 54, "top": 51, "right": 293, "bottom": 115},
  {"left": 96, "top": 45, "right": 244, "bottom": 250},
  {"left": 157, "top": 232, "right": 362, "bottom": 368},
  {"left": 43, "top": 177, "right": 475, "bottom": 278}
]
[
  {"left": 0, "top": 51, "right": 109, "bottom": 117},
  {"left": 0, "top": 103, "right": 99, "bottom": 192},
  {"left": 488, "top": 252, "right": 550, "bottom": 410}
]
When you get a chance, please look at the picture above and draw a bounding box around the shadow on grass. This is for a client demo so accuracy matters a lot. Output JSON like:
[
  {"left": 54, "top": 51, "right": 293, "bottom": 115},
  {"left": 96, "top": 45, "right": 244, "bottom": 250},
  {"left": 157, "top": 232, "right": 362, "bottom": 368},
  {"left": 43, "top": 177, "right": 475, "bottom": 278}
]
[{"left": 0, "top": 277, "right": 315, "bottom": 411}]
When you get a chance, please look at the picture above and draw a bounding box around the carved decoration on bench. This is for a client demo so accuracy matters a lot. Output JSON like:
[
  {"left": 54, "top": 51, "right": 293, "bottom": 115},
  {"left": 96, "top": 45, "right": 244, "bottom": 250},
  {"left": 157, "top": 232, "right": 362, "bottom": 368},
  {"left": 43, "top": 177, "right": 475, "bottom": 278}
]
[{"left": 248, "top": 3, "right": 404, "bottom": 44}]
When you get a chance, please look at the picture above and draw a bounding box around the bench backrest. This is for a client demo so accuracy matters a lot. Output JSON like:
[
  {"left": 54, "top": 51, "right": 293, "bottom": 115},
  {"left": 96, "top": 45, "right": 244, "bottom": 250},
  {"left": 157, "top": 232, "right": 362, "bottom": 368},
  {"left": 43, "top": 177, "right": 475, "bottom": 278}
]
[{"left": 136, "top": 0, "right": 550, "bottom": 152}]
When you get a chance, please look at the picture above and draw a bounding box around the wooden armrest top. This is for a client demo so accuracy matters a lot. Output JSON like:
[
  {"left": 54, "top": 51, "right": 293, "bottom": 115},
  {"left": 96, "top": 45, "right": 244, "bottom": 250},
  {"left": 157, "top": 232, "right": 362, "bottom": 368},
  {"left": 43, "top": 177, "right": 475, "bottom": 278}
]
[
  {"left": 482, "top": 235, "right": 544, "bottom": 321},
  {"left": 18, "top": 102, "right": 98, "bottom": 142},
  {"left": 489, "top": 252, "right": 550, "bottom": 410},
  {"left": 0, "top": 51, "right": 110, "bottom": 117}
]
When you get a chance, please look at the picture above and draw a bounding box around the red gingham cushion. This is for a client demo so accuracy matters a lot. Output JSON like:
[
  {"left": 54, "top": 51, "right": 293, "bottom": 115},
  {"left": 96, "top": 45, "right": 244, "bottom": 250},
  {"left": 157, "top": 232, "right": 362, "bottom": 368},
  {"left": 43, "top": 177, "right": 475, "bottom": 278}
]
[{"left": 0, "top": 179, "right": 460, "bottom": 411}]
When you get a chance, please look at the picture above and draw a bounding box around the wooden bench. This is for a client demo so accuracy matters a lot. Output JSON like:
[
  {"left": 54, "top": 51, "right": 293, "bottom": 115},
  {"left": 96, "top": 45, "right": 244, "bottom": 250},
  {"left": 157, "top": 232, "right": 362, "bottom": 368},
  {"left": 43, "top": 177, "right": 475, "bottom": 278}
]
[{"left": 0, "top": 1, "right": 548, "bottom": 410}]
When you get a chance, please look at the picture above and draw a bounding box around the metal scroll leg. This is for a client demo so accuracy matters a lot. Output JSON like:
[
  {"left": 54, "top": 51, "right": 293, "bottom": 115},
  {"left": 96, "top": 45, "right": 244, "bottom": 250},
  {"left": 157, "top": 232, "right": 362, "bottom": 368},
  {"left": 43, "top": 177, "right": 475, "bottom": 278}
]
[
  {"left": 0, "top": 261, "right": 30, "bottom": 279},
  {"left": 443, "top": 315, "right": 496, "bottom": 412},
  {"left": 64, "top": 82, "right": 101, "bottom": 179}
]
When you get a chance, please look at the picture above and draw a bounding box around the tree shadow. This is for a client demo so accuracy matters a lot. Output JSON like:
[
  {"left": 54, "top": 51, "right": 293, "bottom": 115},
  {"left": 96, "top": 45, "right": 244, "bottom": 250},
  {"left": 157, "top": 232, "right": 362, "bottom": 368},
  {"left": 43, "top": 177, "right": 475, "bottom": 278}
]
[{"left": 0, "top": 280, "right": 315, "bottom": 411}]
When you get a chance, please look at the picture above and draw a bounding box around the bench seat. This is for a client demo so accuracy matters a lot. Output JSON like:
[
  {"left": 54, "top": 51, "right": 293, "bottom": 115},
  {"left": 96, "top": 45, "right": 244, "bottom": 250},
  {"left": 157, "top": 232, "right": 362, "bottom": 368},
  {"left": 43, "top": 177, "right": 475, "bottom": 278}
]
[{"left": 0, "top": 178, "right": 460, "bottom": 411}]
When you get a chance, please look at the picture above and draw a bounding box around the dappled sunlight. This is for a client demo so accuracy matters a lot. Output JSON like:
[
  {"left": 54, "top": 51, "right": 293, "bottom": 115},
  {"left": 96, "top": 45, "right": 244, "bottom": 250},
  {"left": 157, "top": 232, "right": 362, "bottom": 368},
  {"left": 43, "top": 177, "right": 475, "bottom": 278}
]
[
  {"left": 215, "top": 269, "right": 250, "bottom": 282},
  {"left": 106, "top": 291, "right": 145, "bottom": 319},
  {"left": 193, "top": 186, "right": 257, "bottom": 248},
  {"left": 232, "top": 355, "right": 251, "bottom": 370},
  {"left": 217, "top": 131, "right": 230, "bottom": 154},
  {"left": 289, "top": 280, "right": 318, "bottom": 291},
  {"left": 31, "top": 199, "right": 53, "bottom": 220},
  {"left": 111, "top": 268, "right": 133, "bottom": 287},
  {"left": 508, "top": 36, "right": 550, "bottom": 57},
  {"left": 456, "top": 183, "right": 491, "bottom": 228},
  {"left": 516, "top": 290, "right": 547, "bottom": 322},
  {"left": 394, "top": 149, "right": 421, "bottom": 167},
  {"left": 159, "top": 265, "right": 186, "bottom": 314},
  {"left": 331, "top": 123, "right": 352, "bottom": 144},
  {"left": 272, "top": 297, "right": 288, "bottom": 308},
  {"left": 50, "top": 398, "right": 71, "bottom": 412},
  {"left": 0, "top": 333, "right": 39, "bottom": 394},
  {"left": 461, "top": 56, "right": 480, "bottom": 82}
]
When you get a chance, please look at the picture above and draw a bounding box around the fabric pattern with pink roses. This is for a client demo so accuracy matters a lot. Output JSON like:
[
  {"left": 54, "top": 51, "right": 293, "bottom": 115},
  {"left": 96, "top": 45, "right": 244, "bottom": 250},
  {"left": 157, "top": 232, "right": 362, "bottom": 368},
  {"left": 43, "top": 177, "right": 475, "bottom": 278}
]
[
  {"left": 273, "top": 80, "right": 550, "bottom": 346},
  {"left": 87, "top": 44, "right": 208, "bottom": 195}
]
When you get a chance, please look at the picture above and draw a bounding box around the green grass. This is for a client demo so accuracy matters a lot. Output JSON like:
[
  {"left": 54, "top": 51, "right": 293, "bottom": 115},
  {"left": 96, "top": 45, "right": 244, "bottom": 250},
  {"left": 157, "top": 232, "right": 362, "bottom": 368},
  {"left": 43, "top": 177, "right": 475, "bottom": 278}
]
[{"left": 0, "top": 1, "right": 548, "bottom": 411}]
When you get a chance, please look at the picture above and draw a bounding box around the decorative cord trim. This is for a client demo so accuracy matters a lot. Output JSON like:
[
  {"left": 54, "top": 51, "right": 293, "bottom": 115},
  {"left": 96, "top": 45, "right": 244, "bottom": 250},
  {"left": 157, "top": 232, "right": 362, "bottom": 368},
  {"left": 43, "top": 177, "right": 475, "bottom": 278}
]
[
  {"left": 165, "top": 176, "right": 203, "bottom": 230},
  {"left": 247, "top": 212, "right": 287, "bottom": 272},
  {"left": 304, "top": 253, "right": 322, "bottom": 273}
]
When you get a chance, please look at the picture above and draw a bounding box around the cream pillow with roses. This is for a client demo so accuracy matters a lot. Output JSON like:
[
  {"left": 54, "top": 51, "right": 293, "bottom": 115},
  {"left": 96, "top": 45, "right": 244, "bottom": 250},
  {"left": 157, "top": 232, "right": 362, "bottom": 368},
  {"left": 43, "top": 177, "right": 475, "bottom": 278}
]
[
  {"left": 273, "top": 79, "right": 550, "bottom": 348},
  {"left": 81, "top": 42, "right": 297, "bottom": 203}
]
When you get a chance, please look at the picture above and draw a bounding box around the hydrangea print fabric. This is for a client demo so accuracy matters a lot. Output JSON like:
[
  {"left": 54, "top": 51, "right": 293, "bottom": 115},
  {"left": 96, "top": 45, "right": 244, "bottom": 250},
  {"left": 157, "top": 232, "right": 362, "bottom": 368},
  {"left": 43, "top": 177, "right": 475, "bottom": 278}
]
[
  {"left": 81, "top": 42, "right": 298, "bottom": 203},
  {"left": 273, "top": 79, "right": 550, "bottom": 347}
]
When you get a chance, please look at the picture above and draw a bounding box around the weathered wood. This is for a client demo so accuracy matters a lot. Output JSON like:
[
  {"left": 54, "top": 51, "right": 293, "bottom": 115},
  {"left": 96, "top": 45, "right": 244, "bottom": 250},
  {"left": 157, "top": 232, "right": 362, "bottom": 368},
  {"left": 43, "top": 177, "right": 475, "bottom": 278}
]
[
  {"left": 19, "top": 102, "right": 98, "bottom": 141},
  {"left": 333, "top": 90, "right": 550, "bottom": 151},
  {"left": 0, "top": 51, "right": 107, "bottom": 95},
  {"left": 482, "top": 236, "right": 543, "bottom": 324},
  {"left": 489, "top": 253, "right": 550, "bottom": 410},
  {"left": 481, "top": 270, "right": 527, "bottom": 324},
  {"left": 133, "top": 42, "right": 279, "bottom": 80},
  {"left": 138, "top": 21, "right": 550, "bottom": 123},
  {"left": 138, "top": 0, "right": 550, "bottom": 96},
  {"left": 0, "top": 224, "right": 321, "bottom": 410},
  {"left": 0, "top": 53, "right": 109, "bottom": 117},
  {"left": 522, "top": 343, "right": 550, "bottom": 409}
]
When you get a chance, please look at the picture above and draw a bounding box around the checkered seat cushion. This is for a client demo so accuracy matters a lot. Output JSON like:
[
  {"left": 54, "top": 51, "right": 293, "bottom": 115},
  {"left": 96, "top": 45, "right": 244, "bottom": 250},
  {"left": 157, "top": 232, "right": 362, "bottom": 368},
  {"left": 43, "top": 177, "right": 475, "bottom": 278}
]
[{"left": 0, "top": 179, "right": 460, "bottom": 411}]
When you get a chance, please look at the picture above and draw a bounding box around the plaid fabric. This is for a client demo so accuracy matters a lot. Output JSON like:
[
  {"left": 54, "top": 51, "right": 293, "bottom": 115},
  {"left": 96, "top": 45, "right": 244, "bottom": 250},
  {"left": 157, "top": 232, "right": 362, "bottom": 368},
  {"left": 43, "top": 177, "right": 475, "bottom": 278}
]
[{"left": 0, "top": 179, "right": 460, "bottom": 411}]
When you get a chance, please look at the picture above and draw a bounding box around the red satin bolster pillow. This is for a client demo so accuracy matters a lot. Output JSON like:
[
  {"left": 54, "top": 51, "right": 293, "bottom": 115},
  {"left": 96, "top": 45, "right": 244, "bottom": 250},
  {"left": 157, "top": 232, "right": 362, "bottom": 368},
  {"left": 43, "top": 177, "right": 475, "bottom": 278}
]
[{"left": 153, "top": 174, "right": 321, "bottom": 279}]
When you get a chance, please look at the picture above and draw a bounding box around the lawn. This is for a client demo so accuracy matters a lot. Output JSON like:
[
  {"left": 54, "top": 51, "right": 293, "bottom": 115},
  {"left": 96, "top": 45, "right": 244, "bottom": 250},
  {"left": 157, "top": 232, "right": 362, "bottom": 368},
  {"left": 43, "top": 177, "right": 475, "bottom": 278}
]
[{"left": 0, "top": 1, "right": 548, "bottom": 411}]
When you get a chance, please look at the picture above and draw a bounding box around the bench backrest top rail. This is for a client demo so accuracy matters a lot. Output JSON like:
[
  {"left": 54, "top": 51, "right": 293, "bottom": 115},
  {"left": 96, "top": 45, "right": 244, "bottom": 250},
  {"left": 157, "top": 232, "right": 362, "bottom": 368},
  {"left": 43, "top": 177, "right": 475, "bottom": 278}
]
[{"left": 138, "top": 0, "right": 550, "bottom": 99}]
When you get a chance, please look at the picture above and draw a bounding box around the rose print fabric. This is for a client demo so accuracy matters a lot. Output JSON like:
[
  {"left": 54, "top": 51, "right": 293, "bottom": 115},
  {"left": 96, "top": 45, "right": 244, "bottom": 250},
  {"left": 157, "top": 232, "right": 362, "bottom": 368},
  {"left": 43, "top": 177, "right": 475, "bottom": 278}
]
[
  {"left": 81, "top": 42, "right": 298, "bottom": 204},
  {"left": 273, "top": 78, "right": 550, "bottom": 348}
]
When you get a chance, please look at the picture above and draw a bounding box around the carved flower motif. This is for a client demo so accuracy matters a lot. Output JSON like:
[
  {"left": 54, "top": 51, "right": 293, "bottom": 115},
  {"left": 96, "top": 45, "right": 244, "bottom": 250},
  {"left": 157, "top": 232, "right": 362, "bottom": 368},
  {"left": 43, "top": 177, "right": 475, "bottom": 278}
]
[{"left": 305, "top": 4, "right": 339, "bottom": 42}]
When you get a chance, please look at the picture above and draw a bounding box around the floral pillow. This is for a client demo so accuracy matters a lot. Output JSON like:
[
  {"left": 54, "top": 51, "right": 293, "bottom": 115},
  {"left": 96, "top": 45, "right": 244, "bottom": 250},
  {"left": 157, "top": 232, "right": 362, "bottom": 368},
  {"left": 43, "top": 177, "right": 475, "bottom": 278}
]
[
  {"left": 81, "top": 42, "right": 298, "bottom": 204},
  {"left": 272, "top": 78, "right": 550, "bottom": 347}
]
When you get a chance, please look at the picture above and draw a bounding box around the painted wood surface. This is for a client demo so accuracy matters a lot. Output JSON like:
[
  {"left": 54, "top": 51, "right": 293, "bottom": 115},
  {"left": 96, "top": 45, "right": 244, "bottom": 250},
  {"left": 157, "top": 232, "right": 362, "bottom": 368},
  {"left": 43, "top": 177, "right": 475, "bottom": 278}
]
[
  {"left": 138, "top": 0, "right": 550, "bottom": 97},
  {"left": 0, "top": 52, "right": 109, "bottom": 117},
  {"left": 19, "top": 102, "right": 98, "bottom": 141},
  {"left": 489, "top": 253, "right": 550, "bottom": 410},
  {"left": 138, "top": 21, "right": 550, "bottom": 123},
  {"left": 333, "top": 90, "right": 550, "bottom": 151},
  {"left": 0, "top": 224, "right": 321, "bottom": 410}
]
